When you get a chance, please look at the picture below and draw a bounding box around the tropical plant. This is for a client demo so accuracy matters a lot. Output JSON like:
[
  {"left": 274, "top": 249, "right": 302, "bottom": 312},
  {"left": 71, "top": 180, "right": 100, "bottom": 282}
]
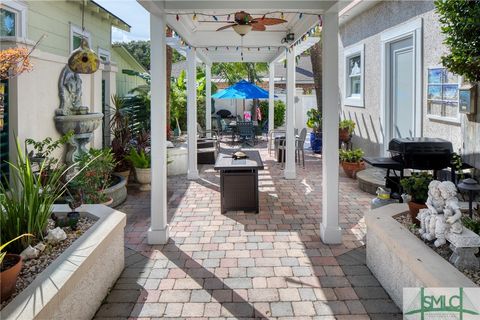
[
  {"left": 25, "top": 131, "right": 73, "bottom": 170},
  {"left": 339, "top": 148, "right": 364, "bottom": 163},
  {"left": 212, "top": 62, "right": 268, "bottom": 85},
  {"left": 339, "top": 119, "right": 356, "bottom": 134},
  {"left": 434, "top": 0, "right": 480, "bottom": 83},
  {"left": 109, "top": 95, "right": 132, "bottom": 172},
  {"left": 258, "top": 100, "right": 286, "bottom": 128},
  {"left": 400, "top": 172, "right": 434, "bottom": 204},
  {"left": 69, "top": 148, "right": 116, "bottom": 204},
  {"left": 0, "top": 234, "right": 33, "bottom": 265},
  {"left": 125, "top": 148, "right": 151, "bottom": 169},
  {"left": 306, "top": 108, "right": 322, "bottom": 133},
  {"left": 0, "top": 139, "right": 75, "bottom": 253}
]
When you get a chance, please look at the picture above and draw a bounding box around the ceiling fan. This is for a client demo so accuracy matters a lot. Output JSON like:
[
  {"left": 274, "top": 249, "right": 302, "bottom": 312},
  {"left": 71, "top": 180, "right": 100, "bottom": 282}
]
[{"left": 215, "top": 11, "right": 287, "bottom": 36}]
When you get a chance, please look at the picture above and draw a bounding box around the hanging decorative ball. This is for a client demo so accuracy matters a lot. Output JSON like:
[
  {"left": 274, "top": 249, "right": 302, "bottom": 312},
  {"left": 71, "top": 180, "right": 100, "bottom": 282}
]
[{"left": 68, "top": 38, "right": 100, "bottom": 74}]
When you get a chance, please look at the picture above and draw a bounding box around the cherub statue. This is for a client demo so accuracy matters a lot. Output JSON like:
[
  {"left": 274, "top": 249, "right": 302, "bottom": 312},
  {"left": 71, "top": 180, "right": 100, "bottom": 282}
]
[
  {"left": 433, "top": 181, "right": 463, "bottom": 247},
  {"left": 417, "top": 180, "right": 444, "bottom": 237}
]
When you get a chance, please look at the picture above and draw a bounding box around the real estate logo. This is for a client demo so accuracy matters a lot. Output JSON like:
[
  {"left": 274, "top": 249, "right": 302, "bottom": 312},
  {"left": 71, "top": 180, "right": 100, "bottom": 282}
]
[{"left": 403, "top": 288, "right": 480, "bottom": 319}]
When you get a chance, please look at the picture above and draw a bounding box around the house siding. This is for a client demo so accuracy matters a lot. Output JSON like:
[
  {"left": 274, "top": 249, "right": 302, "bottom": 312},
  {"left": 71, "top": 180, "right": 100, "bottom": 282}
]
[
  {"left": 111, "top": 48, "right": 147, "bottom": 97},
  {"left": 27, "top": 1, "right": 112, "bottom": 58},
  {"left": 339, "top": 0, "right": 462, "bottom": 157}
]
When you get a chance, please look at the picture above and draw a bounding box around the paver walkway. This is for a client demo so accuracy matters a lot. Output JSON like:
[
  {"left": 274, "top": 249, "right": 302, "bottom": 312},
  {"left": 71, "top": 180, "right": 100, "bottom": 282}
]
[{"left": 94, "top": 142, "right": 401, "bottom": 319}]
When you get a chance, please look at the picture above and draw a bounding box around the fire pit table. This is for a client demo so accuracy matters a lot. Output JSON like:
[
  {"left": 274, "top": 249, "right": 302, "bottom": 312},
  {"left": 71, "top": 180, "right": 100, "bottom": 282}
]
[{"left": 214, "top": 150, "right": 264, "bottom": 214}]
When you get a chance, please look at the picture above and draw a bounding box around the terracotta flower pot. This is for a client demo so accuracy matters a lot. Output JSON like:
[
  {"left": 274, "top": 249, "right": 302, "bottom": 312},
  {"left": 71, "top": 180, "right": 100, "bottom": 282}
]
[
  {"left": 135, "top": 167, "right": 151, "bottom": 191},
  {"left": 407, "top": 201, "right": 427, "bottom": 226},
  {"left": 341, "top": 161, "right": 365, "bottom": 179},
  {"left": 339, "top": 128, "right": 351, "bottom": 143},
  {"left": 0, "top": 254, "right": 22, "bottom": 302},
  {"left": 101, "top": 197, "right": 114, "bottom": 207}
]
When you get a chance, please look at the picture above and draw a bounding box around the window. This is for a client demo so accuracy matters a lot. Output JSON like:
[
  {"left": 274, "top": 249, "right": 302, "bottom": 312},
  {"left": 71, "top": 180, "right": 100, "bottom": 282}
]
[
  {"left": 70, "top": 24, "right": 91, "bottom": 52},
  {"left": 0, "top": 2, "right": 27, "bottom": 38},
  {"left": 98, "top": 48, "right": 111, "bottom": 63},
  {"left": 344, "top": 44, "right": 364, "bottom": 107},
  {"left": 427, "top": 67, "right": 460, "bottom": 122}
]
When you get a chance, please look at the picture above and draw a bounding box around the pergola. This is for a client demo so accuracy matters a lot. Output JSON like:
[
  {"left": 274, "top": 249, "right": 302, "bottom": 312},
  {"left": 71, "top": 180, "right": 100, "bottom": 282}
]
[{"left": 138, "top": 0, "right": 346, "bottom": 245}]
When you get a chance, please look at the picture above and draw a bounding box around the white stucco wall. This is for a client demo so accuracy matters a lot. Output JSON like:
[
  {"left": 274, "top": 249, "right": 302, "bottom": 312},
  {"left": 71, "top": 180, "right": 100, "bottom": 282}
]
[{"left": 339, "top": 0, "right": 463, "bottom": 157}]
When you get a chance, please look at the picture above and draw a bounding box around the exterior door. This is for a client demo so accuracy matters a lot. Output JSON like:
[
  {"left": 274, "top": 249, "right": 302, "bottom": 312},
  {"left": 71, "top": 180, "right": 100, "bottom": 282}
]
[{"left": 389, "top": 36, "right": 414, "bottom": 139}]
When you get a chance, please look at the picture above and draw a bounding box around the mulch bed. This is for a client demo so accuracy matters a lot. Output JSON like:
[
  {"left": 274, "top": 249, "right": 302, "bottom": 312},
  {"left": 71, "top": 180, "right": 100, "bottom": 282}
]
[
  {"left": 395, "top": 213, "right": 480, "bottom": 286},
  {"left": 1, "top": 217, "right": 96, "bottom": 310}
]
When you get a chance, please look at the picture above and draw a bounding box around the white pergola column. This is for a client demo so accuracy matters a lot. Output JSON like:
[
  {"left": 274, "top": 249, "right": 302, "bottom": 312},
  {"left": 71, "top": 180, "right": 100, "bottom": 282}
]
[
  {"left": 205, "top": 63, "right": 212, "bottom": 137},
  {"left": 187, "top": 47, "right": 199, "bottom": 180},
  {"left": 148, "top": 13, "right": 169, "bottom": 244},
  {"left": 320, "top": 11, "right": 342, "bottom": 244},
  {"left": 284, "top": 47, "right": 296, "bottom": 180},
  {"left": 268, "top": 62, "right": 275, "bottom": 134}
]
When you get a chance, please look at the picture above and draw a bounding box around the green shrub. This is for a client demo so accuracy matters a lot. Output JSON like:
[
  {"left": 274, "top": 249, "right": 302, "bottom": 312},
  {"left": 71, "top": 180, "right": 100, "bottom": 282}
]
[
  {"left": 400, "top": 172, "right": 433, "bottom": 204},
  {"left": 339, "top": 148, "right": 364, "bottom": 163},
  {"left": 339, "top": 119, "right": 356, "bottom": 134},
  {"left": 462, "top": 216, "right": 480, "bottom": 235},
  {"left": 126, "top": 148, "right": 151, "bottom": 169},
  {"left": 259, "top": 100, "right": 286, "bottom": 128},
  {"left": 306, "top": 108, "right": 322, "bottom": 133}
]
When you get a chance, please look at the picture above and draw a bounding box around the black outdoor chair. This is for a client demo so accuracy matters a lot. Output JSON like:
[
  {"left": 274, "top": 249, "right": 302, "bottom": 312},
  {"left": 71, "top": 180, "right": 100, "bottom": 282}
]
[
  {"left": 216, "top": 117, "right": 235, "bottom": 141},
  {"left": 237, "top": 121, "right": 256, "bottom": 146}
]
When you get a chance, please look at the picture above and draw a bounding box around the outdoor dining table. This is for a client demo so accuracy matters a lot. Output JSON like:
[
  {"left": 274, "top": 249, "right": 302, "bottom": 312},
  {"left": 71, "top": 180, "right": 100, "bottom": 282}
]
[{"left": 214, "top": 150, "right": 264, "bottom": 214}]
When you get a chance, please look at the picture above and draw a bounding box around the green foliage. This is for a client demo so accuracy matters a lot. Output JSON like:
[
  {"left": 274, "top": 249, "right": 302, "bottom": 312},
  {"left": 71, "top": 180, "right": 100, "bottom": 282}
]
[
  {"left": 339, "top": 119, "right": 356, "bottom": 134},
  {"left": 0, "top": 139, "right": 73, "bottom": 253},
  {"left": 462, "top": 216, "right": 480, "bottom": 235},
  {"left": 400, "top": 172, "right": 434, "bottom": 204},
  {"left": 306, "top": 108, "right": 322, "bottom": 133},
  {"left": 211, "top": 62, "right": 268, "bottom": 85},
  {"left": 258, "top": 100, "right": 286, "bottom": 128},
  {"left": 25, "top": 131, "right": 73, "bottom": 169},
  {"left": 110, "top": 94, "right": 132, "bottom": 172},
  {"left": 119, "top": 40, "right": 185, "bottom": 70},
  {"left": 0, "top": 234, "right": 33, "bottom": 265},
  {"left": 69, "top": 148, "right": 116, "bottom": 204},
  {"left": 434, "top": 0, "right": 480, "bottom": 82},
  {"left": 126, "top": 148, "right": 151, "bottom": 169},
  {"left": 339, "top": 148, "right": 364, "bottom": 163},
  {"left": 451, "top": 152, "right": 464, "bottom": 180}
]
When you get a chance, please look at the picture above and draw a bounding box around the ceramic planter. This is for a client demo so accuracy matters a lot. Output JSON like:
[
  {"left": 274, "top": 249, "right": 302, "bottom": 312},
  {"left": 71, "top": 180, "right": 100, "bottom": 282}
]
[
  {"left": 341, "top": 161, "right": 365, "bottom": 179},
  {"left": 104, "top": 174, "right": 127, "bottom": 207},
  {"left": 135, "top": 167, "right": 151, "bottom": 191},
  {"left": 310, "top": 132, "right": 322, "bottom": 154},
  {"left": 339, "top": 128, "right": 351, "bottom": 143},
  {"left": 0, "top": 254, "right": 22, "bottom": 302},
  {"left": 114, "top": 170, "right": 130, "bottom": 186},
  {"left": 407, "top": 201, "right": 427, "bottom": 226}
]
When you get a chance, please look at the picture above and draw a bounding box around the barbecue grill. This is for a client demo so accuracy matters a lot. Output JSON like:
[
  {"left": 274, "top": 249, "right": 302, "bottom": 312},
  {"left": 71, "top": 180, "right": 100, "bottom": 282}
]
[{"left": 364, "top": 137, "right": 454, "bottom": 197}]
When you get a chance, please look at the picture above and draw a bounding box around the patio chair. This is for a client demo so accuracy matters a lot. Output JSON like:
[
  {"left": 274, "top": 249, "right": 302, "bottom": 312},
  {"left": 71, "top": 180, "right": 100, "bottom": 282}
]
[
  {"left": 237, "top": 121, "right": 256, "bottom": 146},
  {"left": 197, "top": 122, "right": 219, "bottom": 152},
  {"left": 296, "top": 128, "right": 307, "bottom": 168},
  {"left": 268, "top": 129, "right": 286, "bottom": 156},
  {"left": 216, "top": 117, "right": 236, "bottom": 142}
]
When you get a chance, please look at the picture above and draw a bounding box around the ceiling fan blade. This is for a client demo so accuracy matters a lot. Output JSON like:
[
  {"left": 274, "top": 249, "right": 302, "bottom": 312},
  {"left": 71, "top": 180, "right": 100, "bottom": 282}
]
[
  {"left": 252, "top": 17, "right": 288, "bottom": 26},
  {"left": 216, "top": 23, "right": 237, "bottom": 31},
  {"left": 252, "top": 23, "right": 266, "bottom": 31}
]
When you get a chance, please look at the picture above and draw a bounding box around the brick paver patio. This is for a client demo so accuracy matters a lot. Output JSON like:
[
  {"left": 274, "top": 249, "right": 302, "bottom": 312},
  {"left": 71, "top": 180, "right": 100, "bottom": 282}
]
[{"left": 94, "top": 142, "right": 401, "bottom": 319}]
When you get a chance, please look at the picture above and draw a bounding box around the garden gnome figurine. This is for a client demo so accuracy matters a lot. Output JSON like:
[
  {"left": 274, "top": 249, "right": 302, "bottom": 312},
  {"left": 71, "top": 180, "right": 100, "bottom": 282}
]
[
  {"left": 418, "top": 180, "right": 443, "bottom": 236},
  {"left": 433, "top": 181, "right": 463, "bottom": 247}
]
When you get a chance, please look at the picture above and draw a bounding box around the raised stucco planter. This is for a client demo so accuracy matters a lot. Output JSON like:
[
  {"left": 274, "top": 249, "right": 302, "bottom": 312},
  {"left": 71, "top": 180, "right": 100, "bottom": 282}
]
[
  {"left": 104, "top": 174, "right": 127, "bottom": 207},
  {"left": 366, "top": 203, "right": 477, "bottom": 308},
  {"left": 0, "top": 205, "right": 126, "bottom": 320}
]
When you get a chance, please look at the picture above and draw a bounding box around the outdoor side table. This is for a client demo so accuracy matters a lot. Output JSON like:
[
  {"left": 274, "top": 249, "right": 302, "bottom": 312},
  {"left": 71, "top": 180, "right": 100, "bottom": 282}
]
[{"left": 214, "top": 150, "right": 264, "bottom": 214}]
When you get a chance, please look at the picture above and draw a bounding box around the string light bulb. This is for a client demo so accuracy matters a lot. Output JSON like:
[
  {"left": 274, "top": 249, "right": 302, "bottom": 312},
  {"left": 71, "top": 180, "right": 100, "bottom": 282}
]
[
  {"left": 281, "top": 12, "right": 284, "bottom": 19},
  {"left": 213, "top": 15, "right": 218, "bottom": 21},
  {"left": 176, "top": 14, "right": 179, "bottom": 21},
  {"left": 193, "top": 13, "right": 197, "bottom": 20}
]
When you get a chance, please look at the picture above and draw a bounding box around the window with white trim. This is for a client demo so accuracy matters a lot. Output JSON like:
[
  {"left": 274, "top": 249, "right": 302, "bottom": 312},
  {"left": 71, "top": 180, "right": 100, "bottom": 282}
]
[
  {"left": 344, "top": 44, "right": 364, "bottom": 107},
  {"left": 426, "top": 67, "right": 460, "bottom": 122},
  {"left": 70, "top": 24, "right": 91, "bottom": 52},
  {"left": 98, "top": 47, "right": 111, "bottom": 63},
  {"left": 0, "top": 1, "right": 27, "bottom": 38}
]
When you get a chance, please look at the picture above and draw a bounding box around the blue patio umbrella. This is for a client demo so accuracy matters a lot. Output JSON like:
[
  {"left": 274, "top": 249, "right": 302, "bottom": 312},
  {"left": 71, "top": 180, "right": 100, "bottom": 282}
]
[
  {"left": 212, "top": 80, "right": 270, "bottom": 99},
  {"left": 212, "top": 80, "right": 273, "bottom": 120}
]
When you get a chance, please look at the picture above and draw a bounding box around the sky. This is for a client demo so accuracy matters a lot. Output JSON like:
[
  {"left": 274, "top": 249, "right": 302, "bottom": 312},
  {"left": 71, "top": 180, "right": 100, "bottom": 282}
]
[{"left": 95, "top": 0, "right": 150, "bottom": 42}]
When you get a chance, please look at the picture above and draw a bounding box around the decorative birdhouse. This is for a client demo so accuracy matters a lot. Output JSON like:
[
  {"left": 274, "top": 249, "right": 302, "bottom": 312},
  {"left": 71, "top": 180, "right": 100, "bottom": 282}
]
[{"left": 67, "top": 38, "right": 99, "bottom": 74}]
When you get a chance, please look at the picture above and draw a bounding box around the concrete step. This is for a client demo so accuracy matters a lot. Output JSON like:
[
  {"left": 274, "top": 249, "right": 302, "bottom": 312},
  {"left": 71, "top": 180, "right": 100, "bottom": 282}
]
[{"left": 357, "top": 167, "right": 386, "bottom": 195}]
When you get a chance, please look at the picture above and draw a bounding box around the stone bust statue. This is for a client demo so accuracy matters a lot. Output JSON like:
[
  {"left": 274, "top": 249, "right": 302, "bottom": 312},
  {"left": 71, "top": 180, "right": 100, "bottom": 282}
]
[{"left": 57, "top": 65, "right": 86, "bottom": 116}]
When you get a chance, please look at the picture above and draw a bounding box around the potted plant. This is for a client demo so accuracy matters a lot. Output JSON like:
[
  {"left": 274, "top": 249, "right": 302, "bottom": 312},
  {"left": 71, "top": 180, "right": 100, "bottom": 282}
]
[
  {"left": 339, "top": 148, "right": 365, "bottom": 179},
  {"left": 68, "top": 148, "right": 117, "bottom": 206},
  {"left": 400, "top": 172, "right": 433, "bottom": 224},
  {"left": 110, "top": 94, "right": 132, "bottom": 182},
  {"left": 126, "top": 148, "right": 151, "bottom": 191},
  {"left": 0, "top": 234, "right": 33, "bottom": 302},
  {"left": 339, "top": 119, "right": 355, "bottom": 143},
  {"left": 306, "top": 108, "right": 322, "bottom": 153}
]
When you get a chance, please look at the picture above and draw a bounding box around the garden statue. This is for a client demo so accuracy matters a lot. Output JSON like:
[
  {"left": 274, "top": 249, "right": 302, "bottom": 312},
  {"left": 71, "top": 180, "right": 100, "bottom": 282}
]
[
  {"left": 57, "top": 65, "right": 86, "bottom": 116},
  {"left": 441, "top": 181, "right": 463, "bottom": 233},
  {"left": 417, "top": 180, "right": 444, "bottom": 237}
]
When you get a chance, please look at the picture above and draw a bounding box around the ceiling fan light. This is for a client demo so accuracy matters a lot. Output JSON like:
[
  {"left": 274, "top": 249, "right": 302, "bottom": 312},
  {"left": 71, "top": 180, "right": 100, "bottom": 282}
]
[{"left": 233, "top": 24, "right": 252, "bottom": 36}]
